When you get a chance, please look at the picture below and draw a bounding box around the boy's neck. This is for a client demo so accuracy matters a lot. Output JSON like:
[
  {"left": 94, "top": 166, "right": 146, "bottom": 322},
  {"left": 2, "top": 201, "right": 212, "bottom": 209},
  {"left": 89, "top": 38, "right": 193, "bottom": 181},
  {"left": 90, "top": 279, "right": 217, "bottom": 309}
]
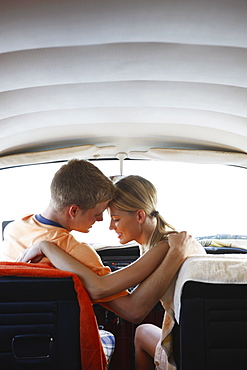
[{"left": 42, "top": 206, "right": 68, "bottom": 230}]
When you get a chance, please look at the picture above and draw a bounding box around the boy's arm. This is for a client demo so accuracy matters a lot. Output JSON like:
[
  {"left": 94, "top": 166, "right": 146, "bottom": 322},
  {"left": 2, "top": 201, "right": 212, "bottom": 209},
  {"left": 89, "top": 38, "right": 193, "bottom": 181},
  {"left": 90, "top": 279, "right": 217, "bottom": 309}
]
[{"left": 16, "top": 237, "right": 171, "bottom": 299}]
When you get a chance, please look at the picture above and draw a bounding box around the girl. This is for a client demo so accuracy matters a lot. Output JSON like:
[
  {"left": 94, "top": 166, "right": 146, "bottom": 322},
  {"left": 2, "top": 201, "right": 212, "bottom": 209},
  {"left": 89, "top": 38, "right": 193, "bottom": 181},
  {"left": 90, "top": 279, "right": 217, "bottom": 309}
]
[{"left": 108, "top": 175, "right": 205, "bottom": 369}]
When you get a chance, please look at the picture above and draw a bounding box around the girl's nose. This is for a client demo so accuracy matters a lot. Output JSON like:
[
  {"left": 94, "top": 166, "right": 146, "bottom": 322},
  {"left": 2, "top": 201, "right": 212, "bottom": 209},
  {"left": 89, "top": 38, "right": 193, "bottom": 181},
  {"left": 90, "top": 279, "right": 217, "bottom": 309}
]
[{"left": 109, "top": 219, "right": 115, "bottom": 230}]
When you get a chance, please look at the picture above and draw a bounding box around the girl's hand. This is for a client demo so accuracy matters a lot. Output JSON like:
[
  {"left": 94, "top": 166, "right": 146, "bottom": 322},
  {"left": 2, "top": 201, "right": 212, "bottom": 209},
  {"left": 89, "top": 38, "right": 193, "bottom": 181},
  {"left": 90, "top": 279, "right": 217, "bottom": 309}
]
[{"left": 16, "top": 241, "right": 47, "bottom": 263}]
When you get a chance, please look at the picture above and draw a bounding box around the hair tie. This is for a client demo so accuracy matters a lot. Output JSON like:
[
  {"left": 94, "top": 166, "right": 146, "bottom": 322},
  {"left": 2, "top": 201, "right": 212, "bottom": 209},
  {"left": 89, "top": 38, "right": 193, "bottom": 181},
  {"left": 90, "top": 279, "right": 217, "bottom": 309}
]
[{"left": 150, "top": 211, "right": 159, "bottom": 217}]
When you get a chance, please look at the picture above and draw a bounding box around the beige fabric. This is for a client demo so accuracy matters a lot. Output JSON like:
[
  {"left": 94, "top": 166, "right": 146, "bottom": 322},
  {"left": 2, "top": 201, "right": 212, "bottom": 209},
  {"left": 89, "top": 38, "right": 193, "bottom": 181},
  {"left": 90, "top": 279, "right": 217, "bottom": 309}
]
[
  {"left": 174, "top": 253, "right": 247, "bottom": 323},
  {"left": 154, "top": 339, "right": 168, "bottom": 370},
  {"left": 129, "top": 148, "right": 247, "bottom": 167},
  {"left": 0, "top": 145, "right": 116, "bottom": 169},
  {"left": 2, "top": 147, "right": 247, "bottom": 170},
  {"left": 157, "top": 241, "right": 206, "bottom": 369},
  {"left": 210, "top": 239, "right": 247, "bottom": 250},
  {"left": 157, "top": 252, "right": 247, "bottom": 369}
]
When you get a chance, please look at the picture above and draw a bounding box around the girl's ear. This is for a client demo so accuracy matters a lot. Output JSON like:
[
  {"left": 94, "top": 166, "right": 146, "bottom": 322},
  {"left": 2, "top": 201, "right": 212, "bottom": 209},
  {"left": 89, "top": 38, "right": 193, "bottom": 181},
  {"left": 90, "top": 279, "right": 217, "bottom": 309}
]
[{"left": 136, "top": 209, "right": 146, "bottom": 224}]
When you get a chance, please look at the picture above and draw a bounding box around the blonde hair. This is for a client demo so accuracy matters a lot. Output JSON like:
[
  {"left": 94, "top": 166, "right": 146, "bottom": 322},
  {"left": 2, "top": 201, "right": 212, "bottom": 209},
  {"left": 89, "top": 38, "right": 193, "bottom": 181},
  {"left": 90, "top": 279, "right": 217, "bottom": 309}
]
[
  {"left": 50, "top": 159, "right": 115, "bottom": 212},
  {"left": 109, "top": 175, "right": 176, "bottom": 250}
]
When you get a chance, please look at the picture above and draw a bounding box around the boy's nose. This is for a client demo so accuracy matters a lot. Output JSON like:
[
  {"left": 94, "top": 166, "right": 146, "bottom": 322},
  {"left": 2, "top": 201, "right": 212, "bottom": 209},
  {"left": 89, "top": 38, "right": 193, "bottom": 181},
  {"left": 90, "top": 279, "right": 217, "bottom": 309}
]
[{"left": 96, "top": 214, "right": 103, "bottom": 222}]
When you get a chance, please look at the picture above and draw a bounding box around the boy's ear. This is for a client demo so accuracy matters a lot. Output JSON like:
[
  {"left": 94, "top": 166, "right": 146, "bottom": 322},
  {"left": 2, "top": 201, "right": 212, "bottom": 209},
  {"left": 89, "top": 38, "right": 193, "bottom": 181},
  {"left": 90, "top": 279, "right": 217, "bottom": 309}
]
[
  {"left": 68, "top": 205, "right": 80, "bottom": 218},
  {"left": 136, "top": 209, "right": 146, "bottom": 224}
]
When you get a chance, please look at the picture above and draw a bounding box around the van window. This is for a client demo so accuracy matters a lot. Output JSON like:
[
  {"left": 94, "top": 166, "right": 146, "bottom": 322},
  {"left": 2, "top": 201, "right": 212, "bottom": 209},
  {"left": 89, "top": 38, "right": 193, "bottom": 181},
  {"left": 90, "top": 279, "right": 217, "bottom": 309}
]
[{"left": 1, "top": 160, "right": 247, "bottom": 247}]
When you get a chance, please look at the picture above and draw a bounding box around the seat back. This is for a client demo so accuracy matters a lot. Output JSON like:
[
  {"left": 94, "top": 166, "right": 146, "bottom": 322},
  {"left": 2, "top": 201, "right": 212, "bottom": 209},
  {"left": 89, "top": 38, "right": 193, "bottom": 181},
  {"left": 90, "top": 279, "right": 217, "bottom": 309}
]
[
  {"left": 175, "top": 281, "right": 247, "bottom": 370},
  {"left": 0, "top": 276, "right": 81, "bottom": 370},
  {"left": 2, "top": 220, "right": 13, "bottom": 240}
]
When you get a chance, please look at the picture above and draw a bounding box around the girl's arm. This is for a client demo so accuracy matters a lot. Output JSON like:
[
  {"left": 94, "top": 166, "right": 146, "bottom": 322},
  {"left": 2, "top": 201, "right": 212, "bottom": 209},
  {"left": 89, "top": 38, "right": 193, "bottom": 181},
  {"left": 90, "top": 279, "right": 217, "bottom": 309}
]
[
  {"left": 17, "top": 231, "right": 197, "bottom": 302},
  {"left": 16, "top": 239, "right": 170, "bottom": 300}
]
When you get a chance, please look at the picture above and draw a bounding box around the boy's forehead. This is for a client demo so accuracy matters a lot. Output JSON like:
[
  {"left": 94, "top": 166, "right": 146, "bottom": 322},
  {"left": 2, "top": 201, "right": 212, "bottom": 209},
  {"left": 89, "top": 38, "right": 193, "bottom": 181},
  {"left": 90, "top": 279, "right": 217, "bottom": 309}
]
[{"left": 93, "top": 201, "right": 109, "bottom": 213}]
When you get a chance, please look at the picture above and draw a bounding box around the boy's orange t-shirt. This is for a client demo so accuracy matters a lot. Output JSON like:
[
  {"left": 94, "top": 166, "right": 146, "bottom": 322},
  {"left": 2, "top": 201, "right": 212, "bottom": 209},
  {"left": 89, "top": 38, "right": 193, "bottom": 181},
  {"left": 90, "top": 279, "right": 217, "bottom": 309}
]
[{"left": 1, "top": 214, "right": 128, "bottom": 303}]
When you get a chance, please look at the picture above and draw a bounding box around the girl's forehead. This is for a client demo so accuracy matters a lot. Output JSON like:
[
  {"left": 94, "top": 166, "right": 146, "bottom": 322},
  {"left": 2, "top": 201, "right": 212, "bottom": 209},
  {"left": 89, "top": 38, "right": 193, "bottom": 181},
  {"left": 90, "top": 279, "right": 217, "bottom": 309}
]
[
  {"left": 109, "top": 205, "right": 132, "bottom": 217},
  {"left": 109, "top": 205, "right": 122, "bottom": 216}
]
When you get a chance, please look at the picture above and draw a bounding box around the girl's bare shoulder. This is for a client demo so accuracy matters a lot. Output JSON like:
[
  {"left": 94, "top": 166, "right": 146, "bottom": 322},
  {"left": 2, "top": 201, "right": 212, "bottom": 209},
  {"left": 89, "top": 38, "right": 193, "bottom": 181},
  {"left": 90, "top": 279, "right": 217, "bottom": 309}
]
[{"left": 153, "top": 239, "right": 169, "bottom": 250}]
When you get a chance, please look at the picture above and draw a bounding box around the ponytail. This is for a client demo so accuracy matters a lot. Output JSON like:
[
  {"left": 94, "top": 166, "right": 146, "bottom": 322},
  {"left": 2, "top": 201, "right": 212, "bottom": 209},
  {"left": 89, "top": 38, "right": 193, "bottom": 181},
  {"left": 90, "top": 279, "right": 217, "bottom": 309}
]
[{"left": 147, "top": 213, "right": 177, "bottom": 251}]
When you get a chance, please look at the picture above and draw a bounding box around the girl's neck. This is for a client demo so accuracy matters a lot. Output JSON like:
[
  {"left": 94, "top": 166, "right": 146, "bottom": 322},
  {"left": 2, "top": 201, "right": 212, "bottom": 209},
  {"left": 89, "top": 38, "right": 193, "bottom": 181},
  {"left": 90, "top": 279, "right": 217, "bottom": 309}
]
[{"left": 138, "top": 225, "right": 155, "bottom": 248}]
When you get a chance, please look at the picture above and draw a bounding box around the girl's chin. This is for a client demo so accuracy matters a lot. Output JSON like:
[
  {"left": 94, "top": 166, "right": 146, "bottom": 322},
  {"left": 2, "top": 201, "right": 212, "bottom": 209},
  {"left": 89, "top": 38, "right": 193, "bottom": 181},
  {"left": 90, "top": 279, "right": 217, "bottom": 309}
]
[
  {"left": 118, "top": 236, "right": 125, "bottom": 244},
  {"left": 119, "top": 238, "right": 131, "bottom": 245},
  {"left": 117, "top": 234, "right": 131, "bottom": 244}
]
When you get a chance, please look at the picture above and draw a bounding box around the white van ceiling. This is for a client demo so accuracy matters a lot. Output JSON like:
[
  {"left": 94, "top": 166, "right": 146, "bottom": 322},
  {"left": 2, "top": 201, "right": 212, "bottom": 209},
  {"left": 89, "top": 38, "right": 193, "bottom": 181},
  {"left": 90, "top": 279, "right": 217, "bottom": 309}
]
[{"left": 1, "top": 0, "right": 247, "bottom": 168}]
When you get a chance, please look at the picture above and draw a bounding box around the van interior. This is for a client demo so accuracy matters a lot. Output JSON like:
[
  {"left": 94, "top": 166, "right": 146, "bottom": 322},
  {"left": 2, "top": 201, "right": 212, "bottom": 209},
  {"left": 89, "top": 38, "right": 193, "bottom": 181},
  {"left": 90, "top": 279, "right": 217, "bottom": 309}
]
[{"left": 1, "top": 0, "right": 247, "bottom": 369}]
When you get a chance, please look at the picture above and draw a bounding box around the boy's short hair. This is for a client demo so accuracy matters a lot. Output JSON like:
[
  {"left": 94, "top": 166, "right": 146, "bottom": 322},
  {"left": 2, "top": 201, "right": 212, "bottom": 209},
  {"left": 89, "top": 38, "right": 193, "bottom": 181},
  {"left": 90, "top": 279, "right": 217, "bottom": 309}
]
[{"left": 50, "top": 159, "right": 115, "bottom": 211}]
